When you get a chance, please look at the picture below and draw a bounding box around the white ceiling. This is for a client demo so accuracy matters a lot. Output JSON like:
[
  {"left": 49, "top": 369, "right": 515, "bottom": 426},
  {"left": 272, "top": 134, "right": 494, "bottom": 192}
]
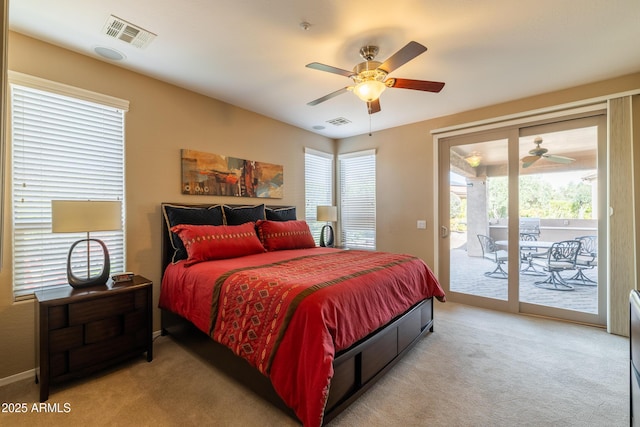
[{"left": 9, "top": 0, "right": 640, "bottom": 139}]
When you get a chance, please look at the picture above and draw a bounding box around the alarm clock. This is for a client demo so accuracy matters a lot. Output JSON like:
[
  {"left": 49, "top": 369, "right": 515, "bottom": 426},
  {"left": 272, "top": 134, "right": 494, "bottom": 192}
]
[{"left": 112, "top": 272, "right": 134, "bottom": 283}]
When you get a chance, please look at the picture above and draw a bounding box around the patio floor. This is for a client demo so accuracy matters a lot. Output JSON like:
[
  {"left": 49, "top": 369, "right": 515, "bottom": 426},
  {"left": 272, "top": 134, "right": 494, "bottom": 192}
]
[{"left": 449, "top": 246, "right": 598, "bottom": 314}]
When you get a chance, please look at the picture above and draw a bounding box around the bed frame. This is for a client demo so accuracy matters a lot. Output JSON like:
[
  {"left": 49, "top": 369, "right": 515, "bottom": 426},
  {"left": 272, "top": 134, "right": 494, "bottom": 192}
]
[{"left": 159, "top": 203, "right": 435, "bottom": 424}]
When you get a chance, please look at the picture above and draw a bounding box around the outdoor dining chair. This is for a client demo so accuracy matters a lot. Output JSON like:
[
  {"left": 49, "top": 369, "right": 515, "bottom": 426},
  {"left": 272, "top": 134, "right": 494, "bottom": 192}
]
[
  {"left": 477, "top": 234, "right": 508, "bottom": 279},
  {"left": 519, "top": 232, "right": 547, "bottom": 275},
  {"left": 534, "top": 239, "right": 581, "bottom": 291},
  {"left": 566, "top": 235, "right": 597, "bottom": 286}
]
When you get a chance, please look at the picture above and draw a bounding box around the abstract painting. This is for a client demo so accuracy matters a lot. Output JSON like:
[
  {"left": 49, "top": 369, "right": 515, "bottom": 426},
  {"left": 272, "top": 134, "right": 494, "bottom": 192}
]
[{"left": 181, "top": 149, "right": 283, "bottom": 198}]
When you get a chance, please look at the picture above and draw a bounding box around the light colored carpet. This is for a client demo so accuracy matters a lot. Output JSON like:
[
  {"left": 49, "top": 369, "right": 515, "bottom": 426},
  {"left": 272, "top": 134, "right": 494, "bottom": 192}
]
[{"left": 0, "top": 302, "right": 629, "bottom": 426}]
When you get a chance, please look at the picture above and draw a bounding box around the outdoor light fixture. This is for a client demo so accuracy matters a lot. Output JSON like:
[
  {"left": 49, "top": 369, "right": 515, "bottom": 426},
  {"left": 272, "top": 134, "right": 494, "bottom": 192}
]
[
  {"left": 51, "top": 200, "right": 122, "bottom": 288},
  {"left": 316, "top": 205, "right": 337, "bottom": 247},
  {"left": 464, "top": 152, "right": 482, "bottom": 168}
]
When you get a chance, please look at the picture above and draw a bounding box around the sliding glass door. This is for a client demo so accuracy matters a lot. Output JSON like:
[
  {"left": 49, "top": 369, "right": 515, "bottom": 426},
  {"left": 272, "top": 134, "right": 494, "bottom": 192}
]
[
  {"left": 439, "top": 129, "right": 515, "bottom": 312},
  {"left": 517, "top": 116, "right": 606, "bottom": 322},
  {"left": 439, "top": 113, "right": 606, "bottom": 325}
]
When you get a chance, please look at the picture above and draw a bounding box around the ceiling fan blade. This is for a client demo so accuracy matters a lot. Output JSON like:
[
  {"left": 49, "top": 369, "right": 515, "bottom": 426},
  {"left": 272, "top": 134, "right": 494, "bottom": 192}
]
[
  {"left": 386, "top": 78, "right": 445, "bottom": 93},
  {"left": 307, "top": 87, "right": 350, "bottom": 106},
  {"left": 306, "top": 62, "right": 355, "bottom": 77},
  {"left": 521, "top": 155, "right": 540, "bottom": 168},
  {"left": 543, "top": 154, "right": 575, "bottom": 164},
  {"left": 367, "top": 98, "right": 381, "bottom": 114},
  {"left": 378, "top": 41, "right": 427, "bottom": 74}
]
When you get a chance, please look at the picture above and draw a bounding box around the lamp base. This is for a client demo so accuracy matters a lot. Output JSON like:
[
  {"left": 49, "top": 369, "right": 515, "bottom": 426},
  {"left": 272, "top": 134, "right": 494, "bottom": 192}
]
[
  {"left": 319, "top": 225, "right": 334, "bottom": 248},
  {"left": 67, "top": 238, "right": 111, "bottom": 288}
]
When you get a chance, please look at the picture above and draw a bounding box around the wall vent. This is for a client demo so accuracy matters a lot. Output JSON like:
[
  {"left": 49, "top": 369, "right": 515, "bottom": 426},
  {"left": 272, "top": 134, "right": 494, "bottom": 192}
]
[
  {"left": 102, "top": 15, "right": 156, "bottom": 49},
  {"left": 326, "top": 117, "right": 352, "bottom": 126}
]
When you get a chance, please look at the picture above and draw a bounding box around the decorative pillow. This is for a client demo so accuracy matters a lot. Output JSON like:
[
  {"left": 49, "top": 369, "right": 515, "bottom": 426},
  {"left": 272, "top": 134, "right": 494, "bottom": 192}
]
[
  {"left": 170, "top": 223, "right": 265, "bottom": 266},
  {"left": 265, "top": 206, "right": 297, "bottom": 221},
  {"left": 163, "top": 204, "right": 225, "bottom": 263},
  {"left": 223, "top": 204, "right": 266, "bottom": 225},
  {"left": 256, "top": 220, "right": 316, "bottom": 251}
]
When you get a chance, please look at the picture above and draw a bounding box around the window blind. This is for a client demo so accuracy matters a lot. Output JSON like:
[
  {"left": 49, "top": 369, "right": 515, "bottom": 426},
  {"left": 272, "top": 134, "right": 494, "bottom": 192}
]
[
  {"left": 304, "top": 148, "right": 334, "bottom": 245},
  {"left": 339, "top": 149, "right": 376, "bottom": 250},
  {"left": 11, "top": 82, "right": 126, "bottom": 298}
]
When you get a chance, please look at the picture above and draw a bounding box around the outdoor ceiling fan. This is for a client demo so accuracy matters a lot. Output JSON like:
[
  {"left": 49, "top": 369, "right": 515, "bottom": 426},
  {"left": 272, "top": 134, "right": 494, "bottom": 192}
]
[
  {"left": 521, "top": 136, "right": 575, "bottom": 168},
  {"left": 306, "top": 41, "right": 445, "bottom": 114}
]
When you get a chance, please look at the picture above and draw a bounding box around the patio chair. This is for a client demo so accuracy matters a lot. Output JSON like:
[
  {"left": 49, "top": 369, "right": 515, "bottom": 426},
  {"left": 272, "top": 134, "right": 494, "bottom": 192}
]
[
  {"left": 519, "top": 232, "right": 546, "bottom": 275},
  {"left": 533, "top": 240, "right": 581, "bottom": 291},
  {"left": 566, "top": 235, "right": 597, "bottom": 286},
  {"left": 477, "top": 234, "right": 508, "bottom": 279},
  {"left": 519, "top": 218, "right": 541, "bottom": 237}
]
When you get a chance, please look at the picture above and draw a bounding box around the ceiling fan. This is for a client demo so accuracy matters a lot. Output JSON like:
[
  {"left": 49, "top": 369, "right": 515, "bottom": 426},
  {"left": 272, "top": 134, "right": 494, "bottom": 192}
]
[
  {"left": 521, "top": 136, "right": 575, "bottom": 168},
  {"left": 306, "top": 41, "right": 445, "bottom": 114}
]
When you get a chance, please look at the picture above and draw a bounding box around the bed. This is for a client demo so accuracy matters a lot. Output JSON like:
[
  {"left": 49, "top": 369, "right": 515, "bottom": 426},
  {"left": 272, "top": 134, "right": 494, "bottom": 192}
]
[{"left": 159, "top": 203, "right": 445, "bottom": 426}]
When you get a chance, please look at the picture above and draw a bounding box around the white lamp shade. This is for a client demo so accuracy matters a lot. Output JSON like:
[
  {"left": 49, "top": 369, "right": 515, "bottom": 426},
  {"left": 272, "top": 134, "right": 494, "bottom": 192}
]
[
  {"left": 52, "top": 200, "right": 122, "bottom": 233},
  {"left": 317, "top": 205, "right": 337, "bottom": 222}
]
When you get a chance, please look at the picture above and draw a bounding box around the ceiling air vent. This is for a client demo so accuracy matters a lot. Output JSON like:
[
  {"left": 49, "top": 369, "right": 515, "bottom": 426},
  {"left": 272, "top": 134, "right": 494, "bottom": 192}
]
[
  {"left": 326, "top": 117, "right": 352, "bottom": 126},
  {"left": 102, "top": 15, "right": 156, "bottom": 49}
]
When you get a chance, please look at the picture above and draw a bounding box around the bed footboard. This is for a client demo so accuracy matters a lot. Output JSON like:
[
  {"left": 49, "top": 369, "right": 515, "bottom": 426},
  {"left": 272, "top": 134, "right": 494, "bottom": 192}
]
[
  {"left": 161, "top": 297, "right": 434, "bottom": 425},
  {"left": 324, "top": 298, "right": 433, "bottom": 422}
]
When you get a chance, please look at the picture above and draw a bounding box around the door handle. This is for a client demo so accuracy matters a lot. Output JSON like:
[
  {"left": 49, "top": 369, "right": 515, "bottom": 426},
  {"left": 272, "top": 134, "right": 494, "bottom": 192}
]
[{"left": 440, "top": 226, "right": 449, "bottom": 238}]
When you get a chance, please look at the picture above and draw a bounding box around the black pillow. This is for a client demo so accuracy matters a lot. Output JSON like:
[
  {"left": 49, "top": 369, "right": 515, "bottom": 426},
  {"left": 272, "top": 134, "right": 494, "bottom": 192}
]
[
  {"left": 266, "top": 207, "right": 296, "bottom": 221},
  {"left": 163, "top": 204, "right": 224, "bottom": 262},
  {"left": 223, "top": 204, "right": 266, "bottom": 225}
]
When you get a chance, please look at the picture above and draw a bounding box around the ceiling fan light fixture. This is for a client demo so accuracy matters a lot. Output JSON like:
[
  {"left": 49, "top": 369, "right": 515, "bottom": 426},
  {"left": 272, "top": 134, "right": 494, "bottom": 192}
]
[
  {"left": 353, "top": 80, "right": 386, "bottom": 103},
  {"left": 465, "top": 152, "right": 482, "bottom": 168}
]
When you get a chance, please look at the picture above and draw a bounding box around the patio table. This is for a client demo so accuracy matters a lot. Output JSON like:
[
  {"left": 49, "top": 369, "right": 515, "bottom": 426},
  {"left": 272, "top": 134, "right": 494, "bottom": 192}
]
[{"left": 496, "top": 240, "right": 554, "bottom": 275}]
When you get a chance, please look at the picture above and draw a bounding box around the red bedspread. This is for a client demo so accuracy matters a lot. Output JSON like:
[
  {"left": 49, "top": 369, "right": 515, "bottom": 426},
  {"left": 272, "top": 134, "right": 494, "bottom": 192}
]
[{"left": 160, "top": 248, "right": 445, "bottom": 427}]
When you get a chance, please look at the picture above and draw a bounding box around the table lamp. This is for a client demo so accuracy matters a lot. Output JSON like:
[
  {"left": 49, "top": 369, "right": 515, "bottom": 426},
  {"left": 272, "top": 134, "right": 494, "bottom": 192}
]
[
  {"left": 316, "top": 205, "right": 337, "bottom": 247},
  {"left": 51, "top": 200, "right": 122, "bottom": 288}
]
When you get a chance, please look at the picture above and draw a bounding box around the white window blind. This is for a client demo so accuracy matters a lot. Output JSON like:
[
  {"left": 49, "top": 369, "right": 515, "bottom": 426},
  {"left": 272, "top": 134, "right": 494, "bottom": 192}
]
[
  {"left": 339, "top": 149, "right": 376, "bottom": 250},
  {"left": 11, "top": 81, "right": 127, "bottom": 298},
  {"left": 304, "top": 148, "right": 334, "bottom": 245}
]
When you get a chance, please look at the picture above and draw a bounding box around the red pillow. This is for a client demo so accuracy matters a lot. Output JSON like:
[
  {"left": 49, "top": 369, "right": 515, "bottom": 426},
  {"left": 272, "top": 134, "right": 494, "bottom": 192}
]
[
  {"left": 256, "top": 220, "right": 316, "bottom": 251},
  {"left": 170, "top": 222, "right": 265, "bottom": 265}
]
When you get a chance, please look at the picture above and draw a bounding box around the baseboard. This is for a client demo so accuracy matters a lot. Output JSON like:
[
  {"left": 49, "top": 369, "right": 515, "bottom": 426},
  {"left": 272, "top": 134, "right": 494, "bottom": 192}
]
[
  {"left": 1, "top": 330, "right": 163, "bottom": 388},
  {"left": 0, "top": 369, "right": 35, "bottom": 387}
]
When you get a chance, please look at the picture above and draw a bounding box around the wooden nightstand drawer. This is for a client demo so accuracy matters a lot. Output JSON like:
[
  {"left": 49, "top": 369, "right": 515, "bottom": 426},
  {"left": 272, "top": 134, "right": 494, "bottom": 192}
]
[
  {"left": 85, "top": 316, "right": 123, "bottom": 343},
  {"left": 69, "top": 334, "right": 137, "bottom": 370},
  {"left": 48, "top": 306, "right": 68, "bottom": 330},
  {"left": 69, "top": 293, "right": 134, "bottom": 325},
  {"left": 49, "top": 325, "right": 83, "bottom": 352},
  {"left": 36, "top": 275, "right": 153, "bottom": 402}
]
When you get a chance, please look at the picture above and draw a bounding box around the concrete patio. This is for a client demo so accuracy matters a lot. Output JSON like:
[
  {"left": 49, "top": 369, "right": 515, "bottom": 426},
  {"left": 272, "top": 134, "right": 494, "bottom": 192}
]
[{"left": 449, "top": 245, "right": 598, "bottom": 314}]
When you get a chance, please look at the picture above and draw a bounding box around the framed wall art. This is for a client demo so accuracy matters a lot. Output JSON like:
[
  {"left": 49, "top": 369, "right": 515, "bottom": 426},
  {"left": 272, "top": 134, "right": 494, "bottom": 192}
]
[{"left": 181, "top": 149, "right": 283, "bottom": 198}]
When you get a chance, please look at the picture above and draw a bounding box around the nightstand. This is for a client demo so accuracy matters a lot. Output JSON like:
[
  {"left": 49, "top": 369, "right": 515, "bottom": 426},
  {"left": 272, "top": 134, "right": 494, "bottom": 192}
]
[{"left": 35, "top": 275, "right": 153, "bottom": 402}]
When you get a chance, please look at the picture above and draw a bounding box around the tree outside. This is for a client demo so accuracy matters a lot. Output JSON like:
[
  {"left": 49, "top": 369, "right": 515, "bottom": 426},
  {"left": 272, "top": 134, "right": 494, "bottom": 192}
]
[{"left": 486, "top": 174, "right": 593, "bottom": 221}]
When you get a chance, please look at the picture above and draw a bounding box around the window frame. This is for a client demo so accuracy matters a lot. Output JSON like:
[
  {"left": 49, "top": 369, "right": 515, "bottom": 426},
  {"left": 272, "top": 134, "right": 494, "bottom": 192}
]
[
  {"left": 338, "top": 149, "right": 376, "bottom": 250},
  {"left": 304, "top": 147, "right": 334, "bottom": 246},
  {"left": 9, "top": 72, "right": 129, "bottom": 299}
]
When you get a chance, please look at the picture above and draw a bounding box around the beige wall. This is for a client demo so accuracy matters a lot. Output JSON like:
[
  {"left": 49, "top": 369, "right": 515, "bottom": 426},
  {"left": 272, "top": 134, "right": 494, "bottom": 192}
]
[
  {"left": 2, "top": 30, "right": 640, "bottom": 379},
  {"left": 0, "top": 32, "right": 333, "bottom": 379}
]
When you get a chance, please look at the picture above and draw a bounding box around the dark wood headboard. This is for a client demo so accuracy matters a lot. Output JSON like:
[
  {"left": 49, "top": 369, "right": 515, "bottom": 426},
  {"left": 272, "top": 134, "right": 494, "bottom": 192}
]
[{"left": 160, "top": 203, "right": 295, "bottom": 272}]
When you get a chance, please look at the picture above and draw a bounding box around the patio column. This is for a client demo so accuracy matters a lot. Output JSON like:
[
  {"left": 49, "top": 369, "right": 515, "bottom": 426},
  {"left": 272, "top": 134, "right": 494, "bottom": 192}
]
[{"left": 466, "top": 176, "right": 488, "bottom": 257}]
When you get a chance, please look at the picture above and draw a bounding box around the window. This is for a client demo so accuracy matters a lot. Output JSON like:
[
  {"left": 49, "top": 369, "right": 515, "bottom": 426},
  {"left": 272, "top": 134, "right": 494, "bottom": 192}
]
[
  {"left": 304, "top": 148, "right": 334, "bottom": 245},
  {"left": 10, "top": 73, "right": 128, "bottom": 298},
  {"left": 339, "top": 149, "right": 376, "bottom": 250}
]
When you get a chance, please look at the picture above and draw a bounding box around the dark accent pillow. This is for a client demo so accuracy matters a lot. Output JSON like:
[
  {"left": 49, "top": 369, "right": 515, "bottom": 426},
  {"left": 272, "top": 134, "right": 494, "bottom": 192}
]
[
  {"left": 223, "top": 204, "right": 266, "bottom": 225},
  {"left": 170, "top": 223, "right": 265, "bottom": 265},
  {"left": 265, "top": 207, "right": 297, "bottom": 221},
  {"left": 256, "top": 220, "right": 316, "bottom": 251},
  {"left": 162, "top": 204, "right": 224, "bottom": 263}
]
